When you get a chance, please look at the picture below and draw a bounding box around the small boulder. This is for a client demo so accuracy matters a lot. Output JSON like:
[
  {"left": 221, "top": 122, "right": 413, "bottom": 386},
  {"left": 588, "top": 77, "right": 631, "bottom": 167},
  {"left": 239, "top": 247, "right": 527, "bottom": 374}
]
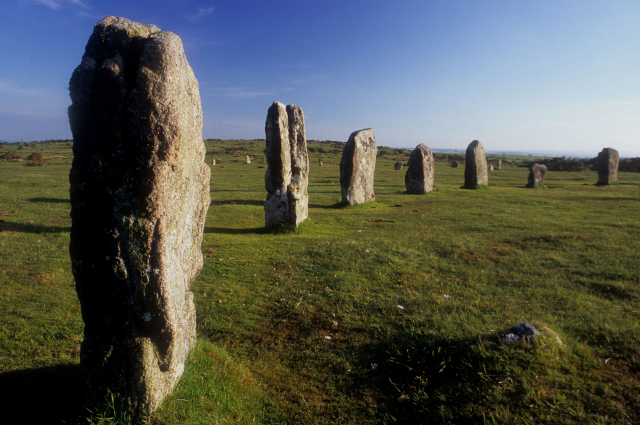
[
  {"left": 526, "top": 163, "right": 547, "bottom": 187},
  {"left": 451, "top": 160, "right": 458, "bottom": 168},
  {"left": 394, "top": 161, "right": 403, "bottom": 170}
]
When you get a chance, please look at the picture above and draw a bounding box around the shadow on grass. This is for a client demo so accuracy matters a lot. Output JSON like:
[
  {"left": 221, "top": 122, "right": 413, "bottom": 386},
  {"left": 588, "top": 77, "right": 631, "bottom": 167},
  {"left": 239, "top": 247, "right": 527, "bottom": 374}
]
[
  {"left": 309, "top": 202, "right": 345, "bottom": 209},
  {"left": 0, "top": 363, "right": 85, "bottom": 424},
  {"left": 28, "top": 197, "right": 70, "bottom": 203},
  {"left": 210, "top": 199, "right": 264, "bottom": 206},
  {"left": 0, "top": 221, "right": 68, "bottom": 234},
  {"left": 204, "top": 226, "right": 268, "bottom": 235}
]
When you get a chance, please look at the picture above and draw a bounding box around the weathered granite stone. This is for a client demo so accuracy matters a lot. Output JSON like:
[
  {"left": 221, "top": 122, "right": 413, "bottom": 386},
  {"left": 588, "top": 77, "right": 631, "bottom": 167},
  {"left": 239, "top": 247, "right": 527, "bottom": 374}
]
[
  {"left": 497, "top": 159, "right": 502, "bottom": 170},
  {"left": 212, "top": 158, "right": 216, "bottom": 165},
  {"left": 405, "top": 144, "right": 434, "bottom": 194},
  {"left": 68, "top": 16, "right": 209, "bottom": 416},
  {"left": 318, "top": 160, "right": 323, "bottom": 166},
  {"left": 489, "top": 164, "right": 494, "bottom": 171},
  {"left": 262, "top": 155, "right": 266, "bottom": 162},
  {"left": 264, "top": 101, "right": 308, "bottom": 227},
  {"left": 597, "top": 148, "right": 619, "bottom": 185},
  {"left": 287, "top": 104, "right": 309, "bottom": 227},
  {"left": 394, "top": 161, "right": 403, "bottom": 170},
  {"left": 339, "top": 129, "right": 377, "bottom": 205},
  {"left": 464, "top": 140, "right": 488, "bottom": 187},
  {"left": 526, "top": 163, "right": 547, "bottom": 187},
  {"left": 502, "top": 323, "right": 539, "bottom": 344},
  {"left": 246, "top": 155, "right": 251, "bottom": 164},
  {"left": 451, "top": 160, "right": 458, "bottom": 168}
]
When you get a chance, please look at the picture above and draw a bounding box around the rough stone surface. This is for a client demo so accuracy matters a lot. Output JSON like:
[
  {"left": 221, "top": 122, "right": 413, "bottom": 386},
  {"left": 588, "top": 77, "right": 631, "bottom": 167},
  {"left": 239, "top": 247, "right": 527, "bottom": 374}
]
[
  {"left": 527, "top": 163, "right": 547, "bottom": 187},
  {"left": 597, "top": 148, "right": 619, "bottom": 185},
  {"left": 489, "top": 164, "right": 494, "bottom": 171},
  {"left": 405, "top": 144, "right": 434, "bottom": 194},
  {"left": 212, "top": 158, "right": 216, "bottom": 166},
  {"left": 394, "top": 161, "right": 403, "bottom": 170},
  {"left": 264, "top": 101, "right": 308, "bottom": 227},
  {"left": 502, "top": 323, "right": 539, "bottom": 344},
  {"left": 246, "top": 155, "right": 251, "bottom": 164},
  {"left": 318, "top": 160, "right": 323, "bottom": 166},
  {"left": 451, "top": 160, "right": 458, "bottom": 168},
  {"left": 464, "top": 140, "right": 488, "bottom": 187},
  {"left": 497, "top": 159, "right": 502, "bottom": 170},
  {"left": 339, "top": 129, "right": 377, "bottom": 205},
  {"left": 68, "top": 16, "right": 209, "bottom": 416}
]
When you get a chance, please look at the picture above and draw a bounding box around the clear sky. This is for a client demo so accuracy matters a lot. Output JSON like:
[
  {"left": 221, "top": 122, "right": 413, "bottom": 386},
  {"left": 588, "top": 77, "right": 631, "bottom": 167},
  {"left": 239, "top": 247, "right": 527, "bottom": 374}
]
[{"left": 1, "top": 0, "right": 638, "bottom": 156}]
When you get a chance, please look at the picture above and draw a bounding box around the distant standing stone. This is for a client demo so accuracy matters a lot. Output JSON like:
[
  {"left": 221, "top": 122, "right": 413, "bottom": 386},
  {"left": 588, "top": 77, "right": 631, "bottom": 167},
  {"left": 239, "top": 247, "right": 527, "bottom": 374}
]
[
  {"left": 246, "top": 155, "right": 251, "bottom": 164},
  {"left": 339, "top": 129, "right": 377, "bottom": 205},
  {"left": 405, "top": 144, "right": 434, "bottom": 194},
  {"left": 264, "top": 101, "right": 309, "bottom": 227},
  {"left": 262, "top": 154, "right": 266, "bottom": 162},
  {"left": 597, "top": 148, "right": 619, "bottom": 185},
  {"left": 212, "top": 158, "right": 216, "bottom": 165},
  {"left": 497, "top": 159, "right": 502, "bottom": 170},
  {"left": 526, "top": 163, "right": 547, "bottom": 187},
  {"left": 451, "top": 160, "right": 458, "bottom": 168},
  {"left": 318, "top": 160, "right": 323, "bottom": 166},
  {"left": 489, "top": 164, "right": 494, "bottom": 171},
  {"left": 394, "top": 161, "right": 403, "bottom": 170},
  {"left": 68, "top": 16, "right": 209, "bottom": 416},
  {"left": 464, "top": 140, "right": 488, "bottom": 187}
]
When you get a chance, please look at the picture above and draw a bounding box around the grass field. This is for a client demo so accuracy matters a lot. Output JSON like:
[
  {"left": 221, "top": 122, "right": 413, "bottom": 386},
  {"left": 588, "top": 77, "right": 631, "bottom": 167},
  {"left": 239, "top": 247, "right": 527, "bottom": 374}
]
[{"left": 1, "top": 140, "right": 639, "bottom": 424}]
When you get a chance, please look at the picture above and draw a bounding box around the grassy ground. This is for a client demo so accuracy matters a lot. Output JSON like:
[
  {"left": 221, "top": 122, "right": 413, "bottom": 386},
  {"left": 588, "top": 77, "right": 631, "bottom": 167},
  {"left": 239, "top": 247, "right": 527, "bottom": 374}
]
[{"left": 0, "top": 140, "right": 639, "bottom": 424}]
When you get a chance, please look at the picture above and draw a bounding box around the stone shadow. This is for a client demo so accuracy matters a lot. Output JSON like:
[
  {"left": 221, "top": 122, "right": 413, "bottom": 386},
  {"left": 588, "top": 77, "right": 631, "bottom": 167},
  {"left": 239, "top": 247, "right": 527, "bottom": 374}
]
[
  {"left": 0, "top": 363, "right": 85, "bottom": 424},
  {"left": 308, "top": 202, "right": 346, "bottom": 209},
  {"left": 210, "top": 200, "right": 264, "bottom": 206},
  {"left": 28, "top": 198, "right": 71, "bottom": 203},
  {"left": 0, "top": 221, "right": 68, "bottom": 234},
  {"left": 204, "top": 227, "right": 268, "bottom": 235}
]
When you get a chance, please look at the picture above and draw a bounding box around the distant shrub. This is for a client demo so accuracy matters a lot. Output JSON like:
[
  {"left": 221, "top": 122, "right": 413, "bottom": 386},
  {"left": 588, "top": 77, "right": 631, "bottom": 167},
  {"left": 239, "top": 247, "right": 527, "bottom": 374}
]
[
  {"left": 308, "top": 147, "right": 317, "bottom": 153},
  {"left": 0, "top": 150, "right": 21, "bottom": 161},
  {"left": 619, "top": 158, "right": 640, "bottom": 172},
  {"left": 25, "top": 151, "right": 51, "bottom": 166},
  {"left": 520, "top": 157, "right": 588, "bottom": 172}
]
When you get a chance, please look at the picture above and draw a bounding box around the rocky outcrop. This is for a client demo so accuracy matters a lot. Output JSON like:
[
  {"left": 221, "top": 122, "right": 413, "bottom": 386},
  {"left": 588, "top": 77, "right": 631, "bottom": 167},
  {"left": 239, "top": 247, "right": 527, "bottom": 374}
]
[
  {"left": 405, "top": 144, "right": 434, "bottom": 194},
  {"left": 264, "top": 101, "right": 308, "bottom": 227},
  {"left": 597, "top": 148, "right": 619, "bottom": 185},
  {"left": 463, "top": 140, "right": 488, "bottom": 187},
  {"left": 526, "top": 163, "right": 547, "bottom": 187},
  {"left": 339, "top": 129, "right": 377, "bottom": 205},
  {"left": 68, "top": 16, "right": 209, "bottom": 416}
]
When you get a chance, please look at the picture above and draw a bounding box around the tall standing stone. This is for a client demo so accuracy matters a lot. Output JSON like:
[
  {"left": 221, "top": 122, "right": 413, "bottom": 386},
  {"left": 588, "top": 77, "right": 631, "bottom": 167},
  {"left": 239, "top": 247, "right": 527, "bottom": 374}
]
[
  {"left": 463, "top": 140, "right": 488, "bottom": 188},
  {"left": 497, "top": 159, "right": 502, "bottom": 170},
  {"left": 264, "top": 101, "right": 308, "bottom": 227},
  {"left": 526, "top": 163, "right": 547, "bottom": 187},
  {"left": 394, "top": 161, "right": 403, "bottom": 170},
  {"left": 340, "top": 129, "right": 377, "bottom": 205},
  {"left": 68, "top": 16, "right": 209, "bottom": 416},
  {"left": 246, "top": 155, "right": 251, "bottom": 164},
  {"left": 596, "top": 148, "right": 619, "bottom": 185},
  {"left": 451, "top": 160, "right": 458, "bottom": 168},
  {"left": 405, "top": 144, "right": 434, "bottom": 194}
]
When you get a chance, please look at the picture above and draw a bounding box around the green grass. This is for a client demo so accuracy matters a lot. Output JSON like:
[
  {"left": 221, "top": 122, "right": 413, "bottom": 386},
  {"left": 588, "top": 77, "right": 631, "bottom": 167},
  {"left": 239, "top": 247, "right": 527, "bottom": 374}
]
[{"left": 1, "top": 140, "right": 639, "bottom": 424}]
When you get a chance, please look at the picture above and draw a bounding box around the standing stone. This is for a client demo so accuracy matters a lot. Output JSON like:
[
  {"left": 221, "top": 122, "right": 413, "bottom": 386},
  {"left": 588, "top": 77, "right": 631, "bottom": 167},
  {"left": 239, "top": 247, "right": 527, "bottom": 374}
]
[
  {"left": 597, "top": 148, "right": 619, "bottom": 185},
  {"left": 246, "top": 155, "right": 251, "bottom": 164},
  {"left": 489, "top": 164, "right": 494, "bottom": 171},
  {"left": 526, "top": 163, "right": 547, "bottom": 187},
  {"left": 264, "top": 101, "right": 308, "bottom": 227},
  {"left": 394, "top": 161, "right": 403, "bottom": 170},
  {"left": 339, "top": 129, "right": 377, "bottom": 205},
  {"left": 212, "top": 158, "right": 216, "bottom": 166},
  {"left": 67, "top": 16, "right": 209, "bottom": 416},
  {"left": 464, "top": 140, "right": 488, "bottom": 187},
  {"left": 405, "top": 144, "right": 434, "bottom": 194},
  {"left": 451, "top": 160, "right": 458, "bottom": 168},
  {"left": 497, "top": 159, "right": 502, "bottom": 170},
  {"left": 318, "top": 160, "right": 323, "bottom": 166},
  {"left": 262, "top": 154, "right": 266, "bottom": 162}
]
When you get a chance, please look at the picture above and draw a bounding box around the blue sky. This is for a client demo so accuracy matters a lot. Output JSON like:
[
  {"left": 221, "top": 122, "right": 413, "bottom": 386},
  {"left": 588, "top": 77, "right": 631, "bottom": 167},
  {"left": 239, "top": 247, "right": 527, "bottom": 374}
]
[{"left": 1, "top": 1, "right": 639, "bottom": 156}]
